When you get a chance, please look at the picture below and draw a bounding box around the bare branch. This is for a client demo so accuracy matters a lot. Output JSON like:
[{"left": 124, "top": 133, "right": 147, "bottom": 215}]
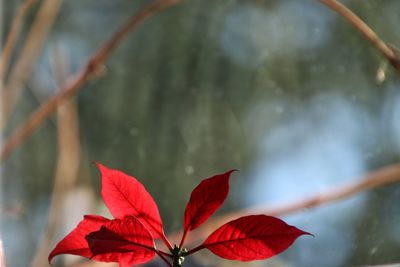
[
  {"left": 171, "top": 163, "right": 400, "bottom": 246},
  {"left": 0, "top": 0, "right": 38, "bottom": 82},
  {"left": 0, "top": 0, "right": 181, "bottom": 163},
  {"left": 318, "top": 0, "right": 400, "bottom": 72},
  {"left": 1, "top": 0, "right": 63, "bottom": 130}
]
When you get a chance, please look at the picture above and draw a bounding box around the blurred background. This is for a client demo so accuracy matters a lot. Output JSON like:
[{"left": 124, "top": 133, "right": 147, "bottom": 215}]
[{"left": 1, "top": 0, "right": 400, "bottom": 266}]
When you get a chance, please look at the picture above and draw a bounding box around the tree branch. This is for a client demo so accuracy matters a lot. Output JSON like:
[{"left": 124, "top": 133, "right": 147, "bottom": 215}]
[
  {"left": 1, "top": 0, "right": 63, "bottom": 130},
  {"left": 0, "top": 0, "right": 38, "bottom": 83},
  {"left": 318, "top": 0, "right": 400, "bottom": 72},
  {"left": 0, "top": 0, "right": 181, "bottom": 163},
  {"left": 171, "top": 163, "right": 400, "bottom": 246}
]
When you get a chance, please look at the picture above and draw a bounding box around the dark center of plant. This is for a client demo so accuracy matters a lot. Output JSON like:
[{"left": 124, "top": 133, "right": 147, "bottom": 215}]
[{"left": 171, "top": 245, "right": 188, "bottom": 267}]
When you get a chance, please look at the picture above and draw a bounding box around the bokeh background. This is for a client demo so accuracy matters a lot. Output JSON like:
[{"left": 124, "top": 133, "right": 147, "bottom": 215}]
[{"left": 1, "top": 0, "right": 400, "bottom": 266}]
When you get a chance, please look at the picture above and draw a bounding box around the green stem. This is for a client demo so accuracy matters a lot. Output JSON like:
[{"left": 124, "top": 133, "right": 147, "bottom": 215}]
[{"left": 172, "top": 256, "right": 184, "bottom": 267}]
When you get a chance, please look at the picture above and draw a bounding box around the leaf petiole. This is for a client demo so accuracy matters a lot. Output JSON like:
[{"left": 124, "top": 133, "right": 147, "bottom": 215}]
[
  {"left": 161, "top": 232, "right": 173, "bottom": 251},
  {"left": 156, "top": 250, "right": 173, "bottom": 267},
  {"left": 184, "top": 244, "right": 204, "bottom": 256},
  {"left": 157, "top": 249, "right": 173, "bottom": 258},
  {"left": 178, "top": 229, "right": 188, "bottom": 248}
]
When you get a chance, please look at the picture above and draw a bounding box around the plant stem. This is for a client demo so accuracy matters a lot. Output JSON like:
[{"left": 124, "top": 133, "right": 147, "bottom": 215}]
[
  {"left": 185, "top": 244, "right": 204, "bottom": 256},
  {"left": 172, "top": 256, "right": 184, "bottom": 267},
  {"left": 170, "top": 245, "right": 187, "bottom": 267},
  {"left": 178, "top": 230, "right": 188, "bottom": 248},
  {"left": 161, "top": 232, "right": 173, "bottom": 251},
  {"left": 156, "top": 250, "right": 173, "bottom": 267}
]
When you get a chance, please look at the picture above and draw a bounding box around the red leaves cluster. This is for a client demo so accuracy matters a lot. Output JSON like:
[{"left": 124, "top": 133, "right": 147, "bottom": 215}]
[{"left": 49, "top": 163, "right": 310, "bottom": 267}]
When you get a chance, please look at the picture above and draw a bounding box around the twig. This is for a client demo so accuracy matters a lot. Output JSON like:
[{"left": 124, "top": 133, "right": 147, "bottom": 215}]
[
  {"left": 0, "top": 0, "right": 38, "bottom": 82},
  {"left": 172, "top": 163, "right": 400, "bottom": 246},
  {"left": 0, "top": 0, "right": 63, "bottom": 130},
  {"left": 318, "top": 0, "right": 400, "bottom": 72},
  {"left": 0, "top": 0, "right": 181, "bottom": 163}
]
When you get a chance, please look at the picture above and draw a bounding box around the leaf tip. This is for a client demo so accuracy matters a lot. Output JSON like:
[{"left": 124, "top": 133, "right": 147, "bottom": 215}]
[
  {"left": 47, "top": 253, "right": 54, "bottom": 265},
  {"left": 227, "top": 169, "right": 239, "bottom": 175},
  {"left": 94, "top": 161, "right": 107, "bottom": 171},
  {"left": 302, "top": 230, "right": 314, "bottom": 238}
]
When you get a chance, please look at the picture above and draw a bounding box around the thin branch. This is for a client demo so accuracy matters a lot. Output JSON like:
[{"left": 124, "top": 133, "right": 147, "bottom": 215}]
[
  {"left": 0, "top": 0, "right": 181, "bottom": 163},
  {"left": 318, "top": 0, "right": 400, "bottom": 72},
  {"left": 0, "top": 0, "right": 38, "bottom": 82},
  {"left": 0, "top": 0, "right": 63, "bottom": 130},
  {"left": 171, "top": 163, "right": 400, "bottom": 246}
]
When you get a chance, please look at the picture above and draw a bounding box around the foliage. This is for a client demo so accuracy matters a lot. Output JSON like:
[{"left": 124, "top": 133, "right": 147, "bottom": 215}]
[{"left": 48, "top": 163, "right": 310, "bottom": 267}]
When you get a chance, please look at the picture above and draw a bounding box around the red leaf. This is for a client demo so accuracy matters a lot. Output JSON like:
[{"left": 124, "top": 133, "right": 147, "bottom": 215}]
[
  {"left": 183, "top": 170, "right": 235, "bottom": 233},
  {"left": 86, "top": 216, "right": 156, "bottom": 266},
  {"left": 48, "top": 215, "right": 109, "bottom": 263},
  {"left": 97, "top": 163, "right": 164, "bottom": 238},
  {"left": 202, "top": 215, "right": 311, "bottom": 261}
]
